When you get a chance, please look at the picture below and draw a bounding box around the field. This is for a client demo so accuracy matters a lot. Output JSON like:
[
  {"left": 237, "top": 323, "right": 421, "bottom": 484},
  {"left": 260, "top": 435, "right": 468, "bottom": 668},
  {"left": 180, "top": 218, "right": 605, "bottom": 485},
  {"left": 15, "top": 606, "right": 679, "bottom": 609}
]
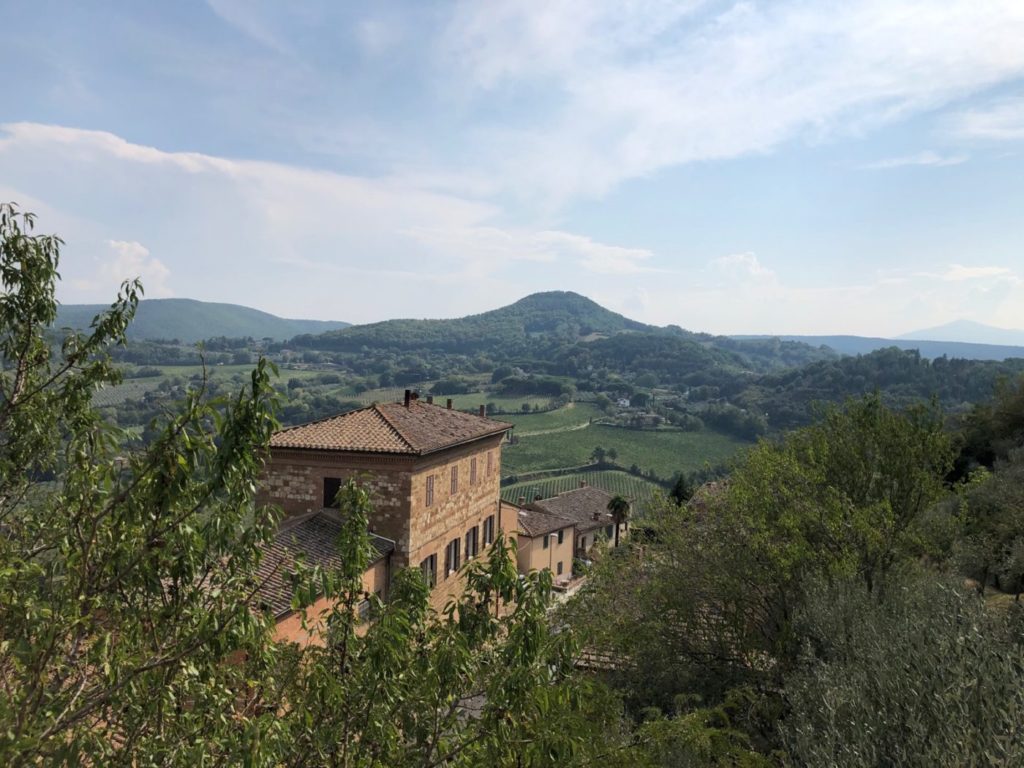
[
  {"left": 501, "top": 470, "right": 665, "bottom": 515},
  {"left": 502, "top": 422, "right": 749, "bottom": 479}
]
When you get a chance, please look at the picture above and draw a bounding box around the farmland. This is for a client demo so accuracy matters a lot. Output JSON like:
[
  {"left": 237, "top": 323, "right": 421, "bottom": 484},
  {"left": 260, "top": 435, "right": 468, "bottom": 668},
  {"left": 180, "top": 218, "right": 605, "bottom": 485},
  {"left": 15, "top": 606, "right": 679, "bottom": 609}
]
[{"left": 502, "top": 422, "right": 749, "bottom": 479}]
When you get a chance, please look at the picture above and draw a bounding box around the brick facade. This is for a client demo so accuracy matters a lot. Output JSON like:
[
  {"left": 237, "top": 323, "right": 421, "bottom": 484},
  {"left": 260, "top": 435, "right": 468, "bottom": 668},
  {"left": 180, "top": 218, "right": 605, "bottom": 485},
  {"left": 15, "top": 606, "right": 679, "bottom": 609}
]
[{"left": 259, "top": 433, "right": 507, "bottom": 612}]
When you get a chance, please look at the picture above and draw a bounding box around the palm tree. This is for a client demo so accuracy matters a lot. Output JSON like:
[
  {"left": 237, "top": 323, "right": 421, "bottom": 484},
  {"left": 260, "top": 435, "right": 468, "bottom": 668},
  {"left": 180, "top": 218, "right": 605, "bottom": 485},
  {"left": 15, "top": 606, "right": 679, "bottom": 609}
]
[{"left": 606, "top": 495, "right": 630, "bottom": 548}]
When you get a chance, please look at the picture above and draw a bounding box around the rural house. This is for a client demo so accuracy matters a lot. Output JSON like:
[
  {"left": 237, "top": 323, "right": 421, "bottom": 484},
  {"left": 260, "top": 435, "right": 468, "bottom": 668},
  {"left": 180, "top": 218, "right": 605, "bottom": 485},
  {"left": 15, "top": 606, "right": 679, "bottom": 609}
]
[
  {"left": 257, "top": 390, "right": 514, "bottom": 640},
  {"left": 504, "top": 483, "right": 629, "bottom": 584}
]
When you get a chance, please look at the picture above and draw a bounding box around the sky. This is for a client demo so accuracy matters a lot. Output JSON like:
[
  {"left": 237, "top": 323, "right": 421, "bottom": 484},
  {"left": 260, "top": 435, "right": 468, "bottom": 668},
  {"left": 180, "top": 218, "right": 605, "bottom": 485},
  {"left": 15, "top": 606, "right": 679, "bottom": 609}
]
[{"left": 1, "top": 0, "right": 1023, "bottom": 337}]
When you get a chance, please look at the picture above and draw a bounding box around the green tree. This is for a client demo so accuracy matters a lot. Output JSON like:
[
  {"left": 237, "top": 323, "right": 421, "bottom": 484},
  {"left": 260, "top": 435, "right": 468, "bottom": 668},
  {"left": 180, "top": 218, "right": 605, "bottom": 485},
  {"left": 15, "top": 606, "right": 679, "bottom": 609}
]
[
  {"left": 607, "top": 495, "right": 630, "bottom": 548},
  {"left": 669, "top": 474, "right": 694, "bottom": 505},
  {"left": 0, "top": 205, "right": 641, "bottom": 766},
  {"left": 590, "top": 445, "right": 607, "bottom": 465},
  {"left": 0, "top": 203, "right": 283, "bottom": 764}
]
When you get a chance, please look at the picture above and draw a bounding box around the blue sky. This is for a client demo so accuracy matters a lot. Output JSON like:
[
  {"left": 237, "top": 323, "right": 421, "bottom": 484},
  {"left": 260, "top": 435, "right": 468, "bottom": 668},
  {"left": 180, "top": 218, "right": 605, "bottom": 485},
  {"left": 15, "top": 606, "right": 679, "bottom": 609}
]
[{"left": 1, "top": 0, "right": 1023, "bottom": 336}]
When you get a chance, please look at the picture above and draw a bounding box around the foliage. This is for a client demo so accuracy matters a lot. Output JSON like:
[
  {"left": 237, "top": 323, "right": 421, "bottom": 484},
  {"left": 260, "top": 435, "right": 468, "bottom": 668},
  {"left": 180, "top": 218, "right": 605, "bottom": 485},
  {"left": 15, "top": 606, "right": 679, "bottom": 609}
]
[
  {"left": 783, "top": 572, "right": 1024, "bottom": 767},
  {"left": 275, "top": 481, "right": 628, "bottom": 767},
  {"left": 0, "top": 203, "right": 282, "bottom": 764}
]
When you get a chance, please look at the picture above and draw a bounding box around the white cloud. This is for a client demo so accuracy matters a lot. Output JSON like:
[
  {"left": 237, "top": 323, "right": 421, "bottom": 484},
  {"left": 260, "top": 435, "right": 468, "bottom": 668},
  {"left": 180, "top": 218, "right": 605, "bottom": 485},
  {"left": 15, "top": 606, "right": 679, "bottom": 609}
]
[
  {"left": 863, "top": 150, "right": 968, "bottom": 169},
  {"left": 439, "top": 0, "right": 1024, "bottom": 203},
  {"left": 0, "top": 122, "right": 665, "bottom": 320},
  {"left": 919, "top": 264, "right": 1020, "bottom": 283},
  {"left": 949, "top": 96, "right": 1024, "bottom": 141},
  {"left": 106, "top": 240, "right": 173, "bottom": 297},
  {"left": 708, "top": 252, "right": 777, "bottom": 285}
]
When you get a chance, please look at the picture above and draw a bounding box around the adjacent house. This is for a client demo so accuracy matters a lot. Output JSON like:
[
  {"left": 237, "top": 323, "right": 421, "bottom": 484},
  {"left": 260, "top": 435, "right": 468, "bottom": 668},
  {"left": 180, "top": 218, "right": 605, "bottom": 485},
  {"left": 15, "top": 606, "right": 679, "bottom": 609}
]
[
  {"left": 506, "top": 502, "right": 575, "bottom": 585},
  {"left": 505, "top": 483, "right": 630, "bottom": 585},
  {"left": 257, "top": 390, "right": 514, "bottom": 637}
]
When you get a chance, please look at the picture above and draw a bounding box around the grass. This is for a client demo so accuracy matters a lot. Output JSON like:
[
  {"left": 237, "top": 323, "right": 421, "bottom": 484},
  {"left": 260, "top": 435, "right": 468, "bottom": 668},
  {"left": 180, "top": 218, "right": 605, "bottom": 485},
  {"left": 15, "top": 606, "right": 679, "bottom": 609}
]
[
  {"left": 501, "top": 470, "right": 665, "bottom": 515},
  {"left": 502, "top": 424, "right": 748, "bottom": 479}
]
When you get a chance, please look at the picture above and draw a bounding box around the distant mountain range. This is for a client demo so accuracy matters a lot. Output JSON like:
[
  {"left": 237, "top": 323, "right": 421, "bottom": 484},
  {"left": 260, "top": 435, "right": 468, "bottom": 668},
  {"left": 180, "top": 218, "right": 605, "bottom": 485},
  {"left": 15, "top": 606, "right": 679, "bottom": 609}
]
[
  {"left": 732, "top": 335, "right": 1024, "bottom": 362},
  {"left": 897, "top": 319, "right": 1024, "bottom": 347},
  {"left": 55, "top": 293, "right": 1024, "bottom": 363},
  {"left": 55, "top": 298, "right": 349, "bottom": 343}
]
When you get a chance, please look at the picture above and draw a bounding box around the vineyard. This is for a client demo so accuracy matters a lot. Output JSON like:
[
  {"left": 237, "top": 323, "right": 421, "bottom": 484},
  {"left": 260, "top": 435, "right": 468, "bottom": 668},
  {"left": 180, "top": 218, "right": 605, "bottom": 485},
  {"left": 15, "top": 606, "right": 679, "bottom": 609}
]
[{"left": 500, "top": 470, "right": 666, "bottom": 515}]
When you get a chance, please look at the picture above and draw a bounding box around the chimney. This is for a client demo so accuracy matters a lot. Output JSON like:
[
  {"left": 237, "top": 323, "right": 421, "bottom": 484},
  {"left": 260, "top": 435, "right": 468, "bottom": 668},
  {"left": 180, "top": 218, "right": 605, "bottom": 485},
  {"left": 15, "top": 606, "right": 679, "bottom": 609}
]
[
  {"left": 446, "top": 399, "right": 453, "bottom": 410},
  {"left": 404, "top": 389, "right": 411, "bottom": 407},
  {"left": 592, "top": 511, "right": 601, "bottom": 521},
  {"left": 426, "top": 395, "right": 433, "bottom": 404},
  {"left": 411, "top": 391, "right": 419, "bottom": 401},
  {"left": 517, "top": 496, "right": 527, "bottom": 506},
  {"left": 534, "top": 493, "right": 543, "bottom": 501},
  {"left": 579, "top": 480, "right": 587, "bottom": 488},
  {"left": 479, "top": 404, "right": 486, "bottom": 418}
]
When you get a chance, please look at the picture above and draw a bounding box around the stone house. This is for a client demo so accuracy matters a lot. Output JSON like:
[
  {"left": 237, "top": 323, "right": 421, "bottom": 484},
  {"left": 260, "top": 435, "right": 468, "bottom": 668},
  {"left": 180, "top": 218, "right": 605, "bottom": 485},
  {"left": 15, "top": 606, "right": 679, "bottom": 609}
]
[{"left": 257, "top": 390, "right": 513, "bottom": 640}]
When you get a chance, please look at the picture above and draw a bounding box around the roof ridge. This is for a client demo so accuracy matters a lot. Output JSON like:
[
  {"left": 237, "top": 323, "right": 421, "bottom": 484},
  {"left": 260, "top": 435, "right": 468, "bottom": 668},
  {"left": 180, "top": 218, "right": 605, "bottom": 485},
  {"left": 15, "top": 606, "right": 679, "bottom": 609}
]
[
  {"left": 371, "top": 402, "right": 418, "bottom": 453},
  {"left": 272, "top": 404, "right": 367, "bottom": 436}
]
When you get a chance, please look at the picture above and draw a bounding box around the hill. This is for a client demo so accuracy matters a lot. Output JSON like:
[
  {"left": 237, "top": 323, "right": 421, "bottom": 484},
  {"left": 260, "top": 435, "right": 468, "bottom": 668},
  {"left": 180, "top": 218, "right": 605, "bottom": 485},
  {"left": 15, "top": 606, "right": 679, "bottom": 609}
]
[
  {"left": 897, "top": 319, "right": 1024, "bottom": 347},
  {"left": 732, "top": 334, "right": 1024, "bottom": 362},
  {"left": 56, "top": 299, "right": 349, "bottom": 343},
  {"left": 291, "top": 291, "right": 835, "bottom": 373},
  {"left": 290, "top": 291, "right": 650, "bottom": 355}
]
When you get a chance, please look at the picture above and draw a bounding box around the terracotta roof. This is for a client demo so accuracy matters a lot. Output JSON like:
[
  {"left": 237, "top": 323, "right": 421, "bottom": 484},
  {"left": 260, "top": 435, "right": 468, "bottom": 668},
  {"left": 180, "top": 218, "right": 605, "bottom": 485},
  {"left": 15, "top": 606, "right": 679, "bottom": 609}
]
[
  {"left": 269, "top": 400, "right": 511, "bottom": 455},
  {"left": 532, "top": 486, "right": 618, "bottom": 533},
  {"left": 502, "top": 500, "right": 574, "bottom": 538},
  {"left": 256, "top": 511, "right": 394, "bottom": 618}
]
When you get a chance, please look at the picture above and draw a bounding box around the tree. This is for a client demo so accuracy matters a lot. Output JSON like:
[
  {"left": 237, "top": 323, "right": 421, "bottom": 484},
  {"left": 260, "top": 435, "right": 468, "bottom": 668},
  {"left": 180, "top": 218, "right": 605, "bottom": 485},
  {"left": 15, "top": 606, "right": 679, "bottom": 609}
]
[
  {"left": 669, "top": 474, "right": 694, "bottom": 505},
  {"left": 607, "top": 495, "right": 631, "bottom": 548},
  {"left": 590, "top": 445, "right": 607, "bottom": 465},
  {"left": 0, "top": 203, "right": 283, "bottom": 763},
  {"left": 607, "top": 447, "right": 619, "bottom": 464},
  {"left": 0, "top": 204, "right": 640, "bottom": 766}
]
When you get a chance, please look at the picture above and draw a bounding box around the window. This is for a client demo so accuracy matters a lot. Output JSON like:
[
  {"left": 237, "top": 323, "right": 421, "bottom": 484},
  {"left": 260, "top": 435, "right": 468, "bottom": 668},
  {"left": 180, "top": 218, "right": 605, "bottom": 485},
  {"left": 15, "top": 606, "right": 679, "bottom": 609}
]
[
  {"left": 543, "top": 535, "right": 549, "bottom": 550},
  {"left": 323, "top": 477, "right": 341, "bottom": 508},
  {"left": 470, "top": 457, "right": 478, "bottom": 485},
  {"left": 451, "top": 465, "right": 458, "bottom": 495},
  {"left": 556, "top": 561, "right": 564, "bottom": 575},
  {"left": 420, "top": 554, "right": 437, "bottom": 587},
  {"left": 557, "top": 529, "right": 564, "bottom": 545},
  {"left": 465, "top": 526, "right": 478, "bottom": 559},
  {"left": 605, "top": 525, "right": 614, "bottom": 539},
  {"left": 444, "top": 538, "right": 461, "bottom": 577},
  {"left": 486, "top": 451, "right": 493, "bottom": 476},
  {"left": 482, "top": 515, "right": 495, "bottom": 545},
  {"left": 425, "top": 475, "right": 434, "bottom": 507}
]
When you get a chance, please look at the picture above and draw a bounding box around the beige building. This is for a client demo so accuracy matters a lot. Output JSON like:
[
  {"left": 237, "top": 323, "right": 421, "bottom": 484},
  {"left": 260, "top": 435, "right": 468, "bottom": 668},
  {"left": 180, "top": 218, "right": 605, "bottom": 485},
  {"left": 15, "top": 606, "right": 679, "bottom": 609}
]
[
  {"left": 506, "top": 501, "right": 575, "bottom": 585},
  {"left": 506, "top": 484, "right": 630, "bottom": 584},
  {"left": 257, "top": 391, "right": 513, "bottom": 635}
]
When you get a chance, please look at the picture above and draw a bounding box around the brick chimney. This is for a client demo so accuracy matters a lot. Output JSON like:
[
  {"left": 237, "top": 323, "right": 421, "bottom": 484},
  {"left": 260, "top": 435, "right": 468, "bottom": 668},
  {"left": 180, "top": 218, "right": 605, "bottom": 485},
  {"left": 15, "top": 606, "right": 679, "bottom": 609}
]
[
  {"left": 404, "top": 389, "right": 411, "bottom": 407},
  {"left": 534, "top": 493, "right": 543, "bottom": 501},
  {"left": 426, "top": 395, "right": 433, "bottom": 404},
  {"left": 517, "top": 496, "right": 526, "bottom": 506},
  {"left": 579, "top": 480, "right": 587, "bottom": 488},
  {"left": 479, "top": 404, "right": 486, "bottom": 418},
  {"left": 446, "top": 399, "right": 453, "bottom": 410}
]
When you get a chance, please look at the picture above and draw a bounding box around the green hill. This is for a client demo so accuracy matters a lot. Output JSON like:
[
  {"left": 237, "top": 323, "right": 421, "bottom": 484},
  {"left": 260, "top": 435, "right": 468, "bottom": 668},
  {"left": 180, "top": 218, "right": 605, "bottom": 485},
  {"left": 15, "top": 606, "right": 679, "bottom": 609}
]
[
  {"left": 291, "top": 291, "right": 650, "bottom": 355},
  {"left": 292, "top": 291, "right": 833, "bottom": 372},
  {"left": 56, "top": 299, "right": 349, "bottom": 343}
]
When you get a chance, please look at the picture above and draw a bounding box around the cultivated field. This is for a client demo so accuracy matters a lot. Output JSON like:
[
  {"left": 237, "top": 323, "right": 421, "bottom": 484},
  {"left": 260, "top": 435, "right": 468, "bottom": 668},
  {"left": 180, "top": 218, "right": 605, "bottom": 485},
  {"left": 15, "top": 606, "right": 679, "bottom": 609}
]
[{"left": 502, "top": 422, "right": 748, "bottom": 479}]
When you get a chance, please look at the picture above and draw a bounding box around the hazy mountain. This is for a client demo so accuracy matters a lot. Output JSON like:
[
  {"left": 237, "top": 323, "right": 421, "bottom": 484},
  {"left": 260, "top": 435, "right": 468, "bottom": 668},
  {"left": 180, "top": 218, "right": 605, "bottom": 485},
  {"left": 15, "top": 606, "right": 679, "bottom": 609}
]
[
  {"left": 897, "top": 319, "right": 1024, "bottom": 347},
  {"left": 732, "top": 334, "right": 1024, "bottom": 362},
  {"left": 56, "top": 298, "right": 349, "bottom": 343}
]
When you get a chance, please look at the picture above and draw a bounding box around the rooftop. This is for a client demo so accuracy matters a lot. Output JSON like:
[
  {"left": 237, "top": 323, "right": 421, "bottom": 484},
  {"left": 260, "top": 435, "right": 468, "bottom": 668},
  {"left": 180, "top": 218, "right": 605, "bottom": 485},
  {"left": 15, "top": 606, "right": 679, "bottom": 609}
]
[
  {"left": 269, "top": 397, "right": 512, "bottom": 455},
  {"left": 532, "top": 485, "right": 618, "bottom": 532},
  {"left": 502, "top": 499, "right": 575, "bottom": 538},
  {"left": 256, "top": 510, "right": 395, "bottom": 618}
]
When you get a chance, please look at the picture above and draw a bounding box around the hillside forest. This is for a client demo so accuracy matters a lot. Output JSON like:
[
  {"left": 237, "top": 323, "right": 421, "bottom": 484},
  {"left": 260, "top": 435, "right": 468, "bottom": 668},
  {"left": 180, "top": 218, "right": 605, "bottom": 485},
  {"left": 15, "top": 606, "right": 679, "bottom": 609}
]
[{"left": 4, "top": 205, "right": 1024, "bottom": 765}]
